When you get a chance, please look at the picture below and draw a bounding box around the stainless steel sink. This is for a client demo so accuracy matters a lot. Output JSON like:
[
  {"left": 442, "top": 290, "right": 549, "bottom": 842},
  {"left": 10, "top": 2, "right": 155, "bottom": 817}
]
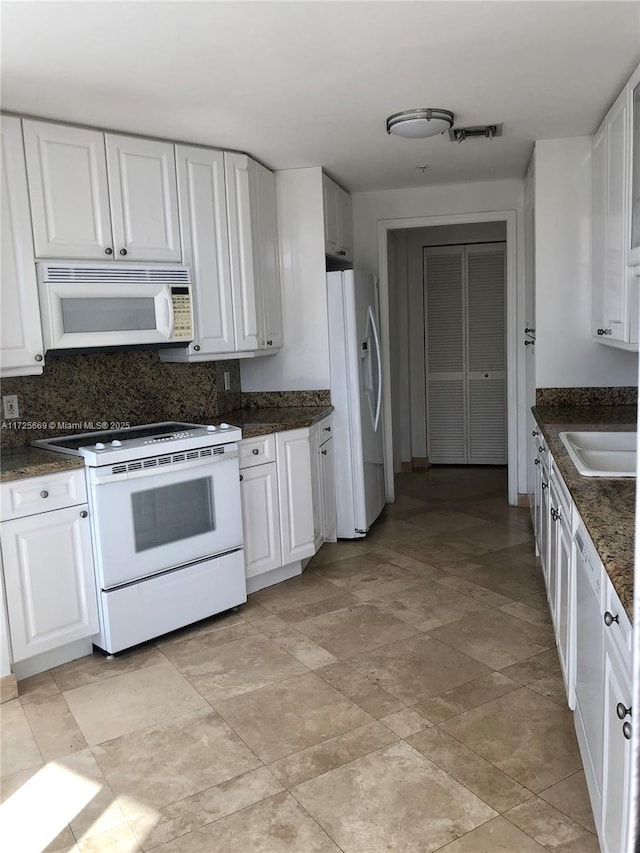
[{"left": 558, "top": 431, "right": 637, "bottom": 477}]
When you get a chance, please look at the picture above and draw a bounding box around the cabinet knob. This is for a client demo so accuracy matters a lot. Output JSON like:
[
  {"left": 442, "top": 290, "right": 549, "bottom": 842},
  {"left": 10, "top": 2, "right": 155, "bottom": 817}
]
[
  {"left": 596, "top": 328, "right": 613, "bottom": 336},
  {"left": 337, "top": 249, "right": 346, "bottom": 256},
  {"left": 541, "top": 482, "right": 548, "bottom": 490},
  {"left": 105, "top": 247, "right": 113, "bottom": 255},
  {"left": 119, "top": 248, "right": 128, "bottom": 256},
  {"left": 252, "top": 448, "right": 259, "bottom": 455},
  {"left": 550, "top": 507, "right": 560, "bottom": 522},
  {"left": 80, "top": 510, "right": 88, "bottom": 518},
  {"left": 616, "top": 702, "right": 632, "bottom": 720},
  {"left": 324, "top": 426, "right": 331, "bottom": 432},
  {"left": 193, "top": 345, "right": 201, "bottom": 352},
  {"left": 532, "top": 430, "right": 539, "bottom": 437},
  {"left": 604, "top": 611, "right": 619, "bottom": 627},
  {"left": 267, "top": 340, "right": 273, "bottom": 346},
  {"left": 239, "top": 474, "right": 243, "bottom": 482},
  {"left": 40, "top": 490, "right": 49, "bottom": 499},
  {"left": 35, "top": 354, "right": 43, "bottom": 362},
  {"left": 321, "top": 449, "right": 328, "bottom": 455},
  {"left": 623, "top": 721, "right": 632, "bottom": 740},
  {"left": 538, "top": 446, "right": 545, "bottom": 453},
  {"left": 534, "top": 458, "right": 540, "bottom": 465},
  {"left": 525, "top": 328, "right": 536, "bottom": 334}
]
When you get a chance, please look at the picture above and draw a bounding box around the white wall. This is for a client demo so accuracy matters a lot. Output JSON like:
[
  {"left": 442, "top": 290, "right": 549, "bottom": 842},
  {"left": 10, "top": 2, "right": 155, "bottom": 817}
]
[
  {"left": 534, "top": 137, "right": 638, "bottom": 388},
  {"left": 240, "top": 167, "right": 331, "bottom": 391}
]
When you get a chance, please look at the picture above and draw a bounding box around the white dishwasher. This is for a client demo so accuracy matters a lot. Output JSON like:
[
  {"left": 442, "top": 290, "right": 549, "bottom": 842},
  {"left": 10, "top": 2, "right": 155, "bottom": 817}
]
[{"left": 573, "top": 524, "right": 604, "bottom": 831}]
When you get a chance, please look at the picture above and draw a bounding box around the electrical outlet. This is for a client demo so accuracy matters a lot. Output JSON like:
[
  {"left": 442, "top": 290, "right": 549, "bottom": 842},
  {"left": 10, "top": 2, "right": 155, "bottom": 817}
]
[
  {"left": 2, "top": 395, "right": 20, "bottom": 419},
  {"left": 223, "top": 371, "right": 231, "bottom": 391}
]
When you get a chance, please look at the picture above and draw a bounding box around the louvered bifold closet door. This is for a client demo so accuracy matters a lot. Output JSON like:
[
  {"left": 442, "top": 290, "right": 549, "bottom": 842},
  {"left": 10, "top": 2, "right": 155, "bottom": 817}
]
[
  {"left": 424, "top": 247, "right": 466, "bottom": 463},
  {"left": 466, "top": 243, "right": 506, "bottom": 464}
]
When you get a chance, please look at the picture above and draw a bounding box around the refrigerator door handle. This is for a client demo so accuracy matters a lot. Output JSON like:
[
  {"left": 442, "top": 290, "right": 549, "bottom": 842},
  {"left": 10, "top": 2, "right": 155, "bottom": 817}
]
[{"left": 369, "top": 305, "right": 383, "bottom": 432}]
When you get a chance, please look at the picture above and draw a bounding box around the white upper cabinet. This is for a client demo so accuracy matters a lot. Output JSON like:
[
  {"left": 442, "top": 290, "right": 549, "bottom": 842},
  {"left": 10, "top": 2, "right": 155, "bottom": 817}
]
[
  {"left": 628, "top": 64, "right": 640, "bottom": 267},
  {"left": 105, "top": 134, "right": 181, "bottom": 261},
  {"left": 591, "top": 63, "right": 640, "bottom": 348},
  {"left": 322, "top": 173, "right": 352, "bottom": 262},
  {"left": 23, "top": 120, "right": 181, "bottom": 262},
  {"left": 169, "top": 145, "right": 235, "bottom": 358},
  {"left": 23, "top": 120, "right": 113, "bottom": 260},
  {"left": 225, "top": 152, "right": 283, "bottom": 355},
  {"left": 1, "top": 116, "right": 45, "bottom": 376}
]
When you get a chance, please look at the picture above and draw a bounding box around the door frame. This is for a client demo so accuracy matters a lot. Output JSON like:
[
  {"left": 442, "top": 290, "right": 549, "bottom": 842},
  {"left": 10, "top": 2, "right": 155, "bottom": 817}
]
[{"left": 377, "top": 210, "right": 518, "bottom": 505}]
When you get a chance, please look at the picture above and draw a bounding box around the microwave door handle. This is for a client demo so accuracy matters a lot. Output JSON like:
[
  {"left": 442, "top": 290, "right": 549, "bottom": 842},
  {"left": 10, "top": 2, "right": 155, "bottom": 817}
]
[{"left": 159, "top": 290, "right": 174, "bottom": 338}]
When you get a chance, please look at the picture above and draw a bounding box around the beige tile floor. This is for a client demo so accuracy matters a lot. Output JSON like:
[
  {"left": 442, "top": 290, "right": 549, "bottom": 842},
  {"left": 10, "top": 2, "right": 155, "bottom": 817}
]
[{"left": 0, "top": 467, "right": 600, "bottom": 852}]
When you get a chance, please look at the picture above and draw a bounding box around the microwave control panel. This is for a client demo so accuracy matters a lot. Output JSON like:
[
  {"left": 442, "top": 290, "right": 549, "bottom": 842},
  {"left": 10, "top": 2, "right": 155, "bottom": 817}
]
[{"left": 171, "top": 287, "right": 193, "bottom": 339}]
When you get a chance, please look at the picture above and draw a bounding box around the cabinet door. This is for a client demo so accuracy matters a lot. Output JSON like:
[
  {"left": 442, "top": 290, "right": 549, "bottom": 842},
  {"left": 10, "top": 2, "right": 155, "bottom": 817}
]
[
  {"left": 175, "top": 145, "right": 234, "bottom": 355},
  {"left": 320, "top": 437, "right": 337, "bottom": 543},
  {"left": 240, "top": 463, "right": 282, "bottom": 578},
  {"left": 225, "top": 152, "right": 262, "bottom": 350},
  {"left": 603, "top": 90, "right": 628, "bottom": 341},
  {"left": 555, "top": 509, "right": 574, "bottom": 707},
  {"left": 1, "top": 117, "right": 45, "bottom": 376},
  {"left": 23, "top": 120, "right": 113, "bottom": 259},
  {"left": 256, "top": 162, "right": 284, "bottom": 350},
  {"left": 310, "top": 426, "right": 323, "bottom": 552},
  {"left": 336, "top": 184, "right": 353, "bottom": 261},
  {"left": 601, "top": 644, "right": 632, "bottom": 853},
  {"left": 322, "top": 173, "right": 339, "bottom": 256},
  {"left": 1, "top": 505, "right": 98, "bottom": 661},
  {"left": 276, "top": 429, "right": 315, "bottom": 563},
  {"left": 592, "top": 124, "right": 607, "bottom": 336},
  {"left": 105, "top": 134, "right": 181, "bottom": 262}
]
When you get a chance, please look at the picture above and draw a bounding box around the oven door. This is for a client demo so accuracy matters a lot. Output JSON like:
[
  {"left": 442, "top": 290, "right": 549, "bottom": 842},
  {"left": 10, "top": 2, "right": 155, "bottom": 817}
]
[{"left": 87, "top": 450, "right": 242, "bottom": 589}]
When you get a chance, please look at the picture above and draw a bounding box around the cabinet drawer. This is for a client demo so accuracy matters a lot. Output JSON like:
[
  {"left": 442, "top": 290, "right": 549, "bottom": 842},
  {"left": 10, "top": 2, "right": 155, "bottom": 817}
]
[
  {"left": 239, "top": 434, "right": 277, "bottom": 469},
  {"left": 604, "top": 578, "right": 633, "bottom": 665},
  {"left": 1, "top": 469, "right": 87, "bottom": 520},
  {"left": 317, "top": 416, "right": 333, "bottom": 446}
]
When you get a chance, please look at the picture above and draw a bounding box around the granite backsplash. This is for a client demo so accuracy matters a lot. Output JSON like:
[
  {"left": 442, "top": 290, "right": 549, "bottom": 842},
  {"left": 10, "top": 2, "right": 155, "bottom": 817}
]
[
  {"left": 0, "top": 351, "right": 241, "bottom": 448},
  {"left": 536, "top": 386, "right": 638, "bottom": 407},
  {"left": 241, "top": 390, "right": 331, "bottom": 408}
]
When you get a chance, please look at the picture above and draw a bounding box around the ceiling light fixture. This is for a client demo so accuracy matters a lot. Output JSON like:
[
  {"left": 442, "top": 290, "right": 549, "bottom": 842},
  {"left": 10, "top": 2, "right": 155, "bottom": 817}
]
[{"left": 386, "top": 108, "right": 454, "bottom": 139}]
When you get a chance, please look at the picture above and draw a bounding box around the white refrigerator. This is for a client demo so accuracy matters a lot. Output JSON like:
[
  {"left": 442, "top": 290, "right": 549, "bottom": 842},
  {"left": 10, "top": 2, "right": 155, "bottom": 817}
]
[{"left": 327, "top": 269, "right": 386, "bottom": 538}]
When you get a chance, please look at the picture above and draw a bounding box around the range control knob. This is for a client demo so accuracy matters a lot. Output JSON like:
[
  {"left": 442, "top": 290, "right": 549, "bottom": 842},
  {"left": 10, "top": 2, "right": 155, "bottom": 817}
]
[
  {"left": 111, "top": 440, "right": 123, "bottom": 447},
  {"left": 206, "top": 425, "right": 218, "bottom": 431},
  {"left": 219, "top": 423, "right": 230, "bottom": 429},
  {"left": 95, "top": 442, "right": 106, "bottom": 450}
]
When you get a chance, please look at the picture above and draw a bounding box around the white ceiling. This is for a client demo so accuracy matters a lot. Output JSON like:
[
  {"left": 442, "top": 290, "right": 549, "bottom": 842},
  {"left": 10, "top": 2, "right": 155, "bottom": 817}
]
[{"left": 2, "top": 1, "right": 639, "bottom": 192}]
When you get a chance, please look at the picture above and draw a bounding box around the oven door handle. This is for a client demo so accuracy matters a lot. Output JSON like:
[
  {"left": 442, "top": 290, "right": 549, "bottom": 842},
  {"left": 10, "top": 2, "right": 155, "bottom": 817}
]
[{"left": 89, "top": 449, "right": 239, "bottom": 485}]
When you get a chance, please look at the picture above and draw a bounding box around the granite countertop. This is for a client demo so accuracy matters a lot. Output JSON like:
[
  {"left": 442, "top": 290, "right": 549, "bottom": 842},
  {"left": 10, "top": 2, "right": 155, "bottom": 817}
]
[
  {"left": 223, "top": 406, "right": 334, "bottom": 438},
  {"left": 532, "top": 405, "right": 636, "bottom": 621},
  {"left": 0, "top": 446, "right": 85, "bottom": 483}
]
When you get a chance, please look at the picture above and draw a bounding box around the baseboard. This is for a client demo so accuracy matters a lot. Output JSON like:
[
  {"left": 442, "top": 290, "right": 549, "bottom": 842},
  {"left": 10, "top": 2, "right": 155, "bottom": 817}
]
[
  {"left": 245, "top": 561, "right": 303, "bottom": 594},
  {"left": 517, "top": 493, "right": 530, "bottom": 508},
  {"left": 400, "top": 461, "right": 413, "bottom": 473},
  {"left": 0, "top": 674, "right": 18, "bottom": 703},
  {"left": 412, "top": 457, "right": 428, "bottom": 469}
]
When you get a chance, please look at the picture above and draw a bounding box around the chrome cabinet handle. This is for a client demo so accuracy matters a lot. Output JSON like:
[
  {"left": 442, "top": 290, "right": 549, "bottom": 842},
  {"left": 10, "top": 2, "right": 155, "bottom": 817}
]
[
  {"left": 541, "top": 482, "right": 548, "bottom": 490},
  {"left": 623, "top": 721, "right": 632, "bottom": 740},
  {"left": 534, "top": 458, "right": 540, "bottom": 465},
  {"left": 239, "top": 474, "right": 243, "bottom": 482},
  {"left": 35, "top": 354, "right": 43, "bottom": 362},
  {"left": 80, "top": 510, "right": 88, "bottom": 518},
  {"left": 550, "top": 507, "right": 560, "bottom": 522},
  {"left": 252, "top": 448, "right": 259, "bottom": 455},
  {"left": 323, "top": 426, "right": 331, "bottom": 432},
  {"left": 267, "top": 340, "right": 273, "bottom": 346},
  {"left": 119, "top": 248, "right": 128, "bottom": 256},
  {"left": 596, "top": 328, "right": 613, "bottom": 336},
  {"left": 105, "top": 247, "right": 113, "bottom": 255},
  {"left": 538, "top": 446, "right": 545, "bottom": 453},
  {"left": 193, "top": 345, "right": 201, "bottom": 351},
  {"left": 617, "top": 703, "right": 632, "bottom": 720},
  {"left": 321, "top": 449, "right": 328, "bottom": 455},
  {"left": 604, "top": 611, "right": 619, "bottom": 627},
  {"left": 40, "top": 490, "right": 49, "bottom": 499},
  {"left": 532, "top": 430, "right": 539, "bottom": 437}
]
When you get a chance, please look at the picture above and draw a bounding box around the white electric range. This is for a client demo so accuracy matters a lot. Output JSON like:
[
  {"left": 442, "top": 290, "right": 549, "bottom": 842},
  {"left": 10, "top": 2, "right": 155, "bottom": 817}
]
[{"left": 34, "top": 422, "right": 246, "bottom": 654}]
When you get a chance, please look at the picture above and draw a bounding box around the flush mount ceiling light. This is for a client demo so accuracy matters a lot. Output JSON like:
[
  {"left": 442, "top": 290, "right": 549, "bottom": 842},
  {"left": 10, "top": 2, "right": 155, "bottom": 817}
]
[{"left": 386, "top": 108, "right": 454, "bottom": 139}]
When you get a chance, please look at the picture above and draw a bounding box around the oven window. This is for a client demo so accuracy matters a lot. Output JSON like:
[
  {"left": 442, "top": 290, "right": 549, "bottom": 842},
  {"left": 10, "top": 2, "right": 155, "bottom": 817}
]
[
  {"left": 131, "top": 477, "right": 214, "bottom": 552},
  {"left": 61, "top": 298, "right": 157, "bottom": 333}
]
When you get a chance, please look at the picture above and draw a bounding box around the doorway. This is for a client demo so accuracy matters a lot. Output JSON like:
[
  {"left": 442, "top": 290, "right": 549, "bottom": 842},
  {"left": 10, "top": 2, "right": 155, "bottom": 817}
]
[{"left": 377, "top": 210, "right": 520, "bottom": 506}]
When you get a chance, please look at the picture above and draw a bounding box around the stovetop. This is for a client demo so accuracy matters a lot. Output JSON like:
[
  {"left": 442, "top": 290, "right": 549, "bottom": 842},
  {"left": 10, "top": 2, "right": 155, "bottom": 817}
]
[{"left": 33, "top": 421, "right": 242, "bottom": 466}]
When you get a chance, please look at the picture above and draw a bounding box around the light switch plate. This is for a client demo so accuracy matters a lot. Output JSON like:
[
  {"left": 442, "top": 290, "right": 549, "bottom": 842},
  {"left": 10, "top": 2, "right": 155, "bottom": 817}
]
[
  {"left": 223, "top": 371, "right": 231, "bottom": 391},
  {"left": 2, "top": 395, "right": 19, "bottom": 419}
]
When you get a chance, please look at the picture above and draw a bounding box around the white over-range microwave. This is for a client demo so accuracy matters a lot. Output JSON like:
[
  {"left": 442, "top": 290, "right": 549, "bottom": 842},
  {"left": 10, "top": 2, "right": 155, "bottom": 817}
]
[{"left": 37, "top": 262, "right": 194, "bottom": 352}]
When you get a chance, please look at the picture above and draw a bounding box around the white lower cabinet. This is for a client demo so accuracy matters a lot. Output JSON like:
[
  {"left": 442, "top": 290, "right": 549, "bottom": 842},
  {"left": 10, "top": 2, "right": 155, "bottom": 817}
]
[
  {"left": 240, "top": 462, "right": 282, "bottom": 579},
  {"left": 239, "top": 428, "right": 315, "bottom": 593},
  {"left": 0, "top": 472, "right": 98, "bottom": 663},
  {"left": 601, "top": 637, "right": 632, "bottom": 853},
  {"left": 532, "top": 426, "right": 634, "bottom": 850}
]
